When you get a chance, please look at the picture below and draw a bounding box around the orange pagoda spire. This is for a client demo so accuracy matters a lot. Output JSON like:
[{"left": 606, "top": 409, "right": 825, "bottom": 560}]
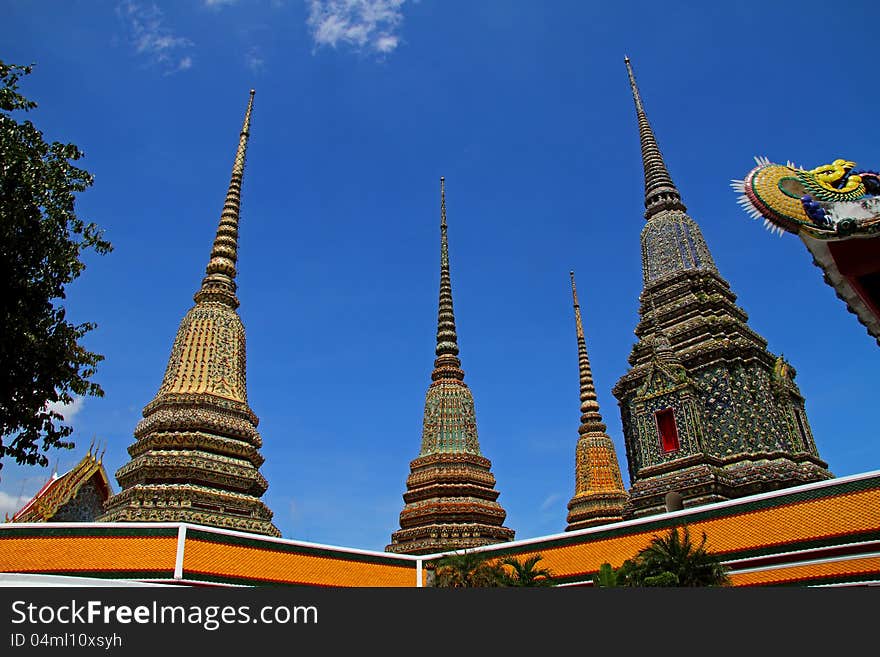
[
  {"left": 100, "top": 90, "right": 280, "bottom": 537},
  {"left": 565, "top": 271, "right": 628, "bottom": 531},
  {"left": 386, "top": 177, "right": 514, "bottom": 555}
]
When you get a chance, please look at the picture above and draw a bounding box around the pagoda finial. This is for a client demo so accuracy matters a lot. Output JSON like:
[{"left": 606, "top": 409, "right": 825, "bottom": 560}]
[
  {"left": 194, "top": 89, "right": 256, "bottom": 308},
  {"left": 570, "top": 271, "right": 606, "bottom": 435},
  {"left": 623, "top": 57, "right": 686, "bottom": 220},
  {"left": 440, "top": 175, "right": 446, "bottom": 229},
  {"left": 432, "top": 176, "right": 464, "bottom": 381}
]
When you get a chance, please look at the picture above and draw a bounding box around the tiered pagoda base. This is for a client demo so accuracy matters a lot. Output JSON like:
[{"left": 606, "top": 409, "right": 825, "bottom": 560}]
[
  {"left": 626, "top": 453, "right": 832, "bottom": 518},
  {"left": 100, "top": 391, "right": 280, "bottom": 537},
  {"left": 386, "top": 452, "right": 515, "bottom": 555},
  {"left": 566, "top": 491, "right": 629, "bottom": 531}
]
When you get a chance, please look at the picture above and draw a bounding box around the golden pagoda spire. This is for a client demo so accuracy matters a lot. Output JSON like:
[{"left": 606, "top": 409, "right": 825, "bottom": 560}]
[
  {"left": 566, "top": 271, "right": 628, "bottom": 531},
  {"left": 194, "top": 89, "right": 256, "bottom": 309},
  {"left": 624, "top": 57, "right": 687, "bottom": 220},
  {"left": 100, "top": 90, "right": 279, "bottom": 537}
]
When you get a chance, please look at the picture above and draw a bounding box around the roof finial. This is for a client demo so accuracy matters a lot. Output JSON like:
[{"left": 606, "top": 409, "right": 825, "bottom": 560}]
[
  {"left": 623, "top": 57, "right": 686, "bottom": 220},
  {"left": 194, "top": 89, "right": 256, "bottom": 308},
  {"left": 570, "top": 271, "right": 606, "bottom": 435},
  {"left": 432, "top": 176, "right": 464, "bottom": 381}
]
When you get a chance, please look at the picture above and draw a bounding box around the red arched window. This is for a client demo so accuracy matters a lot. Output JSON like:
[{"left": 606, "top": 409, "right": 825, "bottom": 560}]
[{"left": 655, "top": 408, "right": 680, "bottom": 453}]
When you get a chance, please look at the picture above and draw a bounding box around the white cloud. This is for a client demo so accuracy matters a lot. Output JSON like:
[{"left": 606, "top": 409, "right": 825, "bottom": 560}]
[
  {"left": 45, "top": 397, "right": 85, "bottom": 423},
  {"left": 0, "top": 490, "right": 32, "bottom": 519},
  {"left": 203, "top": 0, "right": 239, "bottom": 6},
  {"left": 374, "top": 34, "right": 398, "bottom": 53},
  {"left": 245, "top": 46, "right": 265, "bottom": 72},
  {"left": 117, "top": 1, "right": 195, "bottom": 74},
  {"left": 307, "top": 0, "right": 407, "bottom": 56}
]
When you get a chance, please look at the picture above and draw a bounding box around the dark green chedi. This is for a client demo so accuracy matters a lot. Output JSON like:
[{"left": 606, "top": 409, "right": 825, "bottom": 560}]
[{"left": 612, "top": 59, "right": 832, "bottom": 517}]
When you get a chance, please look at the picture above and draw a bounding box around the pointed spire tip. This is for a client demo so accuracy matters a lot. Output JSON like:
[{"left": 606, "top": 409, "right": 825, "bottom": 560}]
[
  {"left": 194, "top": 90, "right": 255, "bottom": 307},
  {"left": 624, "top": 55, "right": 685, "bottom": 219}
]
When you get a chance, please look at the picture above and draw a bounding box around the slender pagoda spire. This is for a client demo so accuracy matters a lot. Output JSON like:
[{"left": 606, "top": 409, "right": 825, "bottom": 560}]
[
  {"left": 193, "top": 89, "right": 255, "bottom": 309},
  {"left": 387, "top": 178, "right": 514, "bottom": 555},
  {"left": 101, "top": 91, "right": 280, "bottom": 536},
  {"left": 565, "top": 272, "right": 627, "bottom": 531},
  {"left": 432, "top": 176, "right": 465, "bottom": 383},
  {"left": 624, "top": 56, "right": 687, "bottom": 220},
  {"left": 612, "top": 59, "right": 831, "bottom": 518}
]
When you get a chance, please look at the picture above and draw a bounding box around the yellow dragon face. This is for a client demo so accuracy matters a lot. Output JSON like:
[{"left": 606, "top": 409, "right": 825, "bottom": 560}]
[{"left": 810, "top": 160, "right": 861, "bottom": 194}]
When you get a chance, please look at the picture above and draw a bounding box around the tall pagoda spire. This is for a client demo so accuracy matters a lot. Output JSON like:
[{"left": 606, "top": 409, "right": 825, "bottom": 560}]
[
  {"left": 565, "top": 272, "right": 627, "bottom": 531},
  {"left": 624, "top": 56, "right": 687, "bottom": 219},
  {"left": 194, "top": 89, "right": 255, "bottom": 309},
  {"left": 432, "top": 177, "right": 464, "bottom": 382},
  {"left": 612, "top": 60, "right": 831, "bottom": 518},
  {"left": 387, "top": 178, "right": 514, "bottom": 555},
  {"left": 101, "top": 91, "right": 280, "bottom": 537}
]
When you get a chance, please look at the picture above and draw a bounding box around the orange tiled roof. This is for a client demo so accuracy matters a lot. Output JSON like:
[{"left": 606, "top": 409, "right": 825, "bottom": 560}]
[{"left": 1, "top": 470, "right": 878, "bottom": 587}]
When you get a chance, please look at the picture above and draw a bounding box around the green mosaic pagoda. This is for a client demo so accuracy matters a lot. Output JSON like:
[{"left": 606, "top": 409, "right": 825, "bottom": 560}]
[
  {"left": 100, "top": 91, "right": 280, "bottom": 536},
  {"left": 386, "top": 178, "right": 515, "bottom": 555},
  {"left": 611, "top": 59, "right": 832, "bottom": 518}
]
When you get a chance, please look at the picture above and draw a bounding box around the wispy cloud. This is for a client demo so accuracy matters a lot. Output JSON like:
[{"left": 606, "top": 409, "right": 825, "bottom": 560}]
[
  {"left": 203, "top": 0, "right": 240, "bottom": 6},
  {"left": 245, "top": 46, "right": 265, "bottom": 72},
  {"left": 46, "top": 397, "right": 85, "bottom": 423},
  {"left": 307, "top": 0, "right": 407, "bottom": 56},
  {"left": 117, "top": 1, "right": 195, "bottom": 74},
  {"left": 540, "top": 493, "right": 561, "bottom": 512}
]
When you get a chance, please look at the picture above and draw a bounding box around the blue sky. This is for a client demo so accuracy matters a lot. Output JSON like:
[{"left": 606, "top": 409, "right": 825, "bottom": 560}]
[{"left": 2, "top": 1, "right": 878, "bottom": 551}]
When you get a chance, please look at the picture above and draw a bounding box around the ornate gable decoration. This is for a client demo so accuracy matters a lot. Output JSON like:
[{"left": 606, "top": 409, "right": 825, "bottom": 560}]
[{"left": 9, "top": 447, "right": 112, "bottom": 523}]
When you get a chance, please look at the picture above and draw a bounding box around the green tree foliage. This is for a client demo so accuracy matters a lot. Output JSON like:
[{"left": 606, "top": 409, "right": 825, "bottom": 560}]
[
  {"left": 433, "top": 550, "right": 506, "bottom": 588},
  {"left": 498, "top": 554, "right": 554, "bottom": 587},
  {"left": 594, "top": 526, "right": 731, "bottom": 587},
  {"left": 432, "top": 551, "right": 556, "bottom": 587},
  {"left": 0, "top": 60, "right": 111, "bottom": 473},
  {"left": 592, "top": 562, "right": 622, "bottom": 588}
]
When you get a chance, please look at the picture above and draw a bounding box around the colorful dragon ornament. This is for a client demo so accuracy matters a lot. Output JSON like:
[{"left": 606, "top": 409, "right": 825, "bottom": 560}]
[{"left": 732, "top": 157, "right": 880, "bottom": 237}]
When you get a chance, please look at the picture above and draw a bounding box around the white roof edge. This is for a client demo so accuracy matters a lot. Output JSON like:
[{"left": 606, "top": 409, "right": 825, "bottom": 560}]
[
  {"left": 728, "top": 550, "right": 880, "bottom": 576},
  {"left": 0, "top": 573, "right": 173, "bottom": 587},
  {"left": 0, "top": 521, "right": 420, "bottom": 562}
]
